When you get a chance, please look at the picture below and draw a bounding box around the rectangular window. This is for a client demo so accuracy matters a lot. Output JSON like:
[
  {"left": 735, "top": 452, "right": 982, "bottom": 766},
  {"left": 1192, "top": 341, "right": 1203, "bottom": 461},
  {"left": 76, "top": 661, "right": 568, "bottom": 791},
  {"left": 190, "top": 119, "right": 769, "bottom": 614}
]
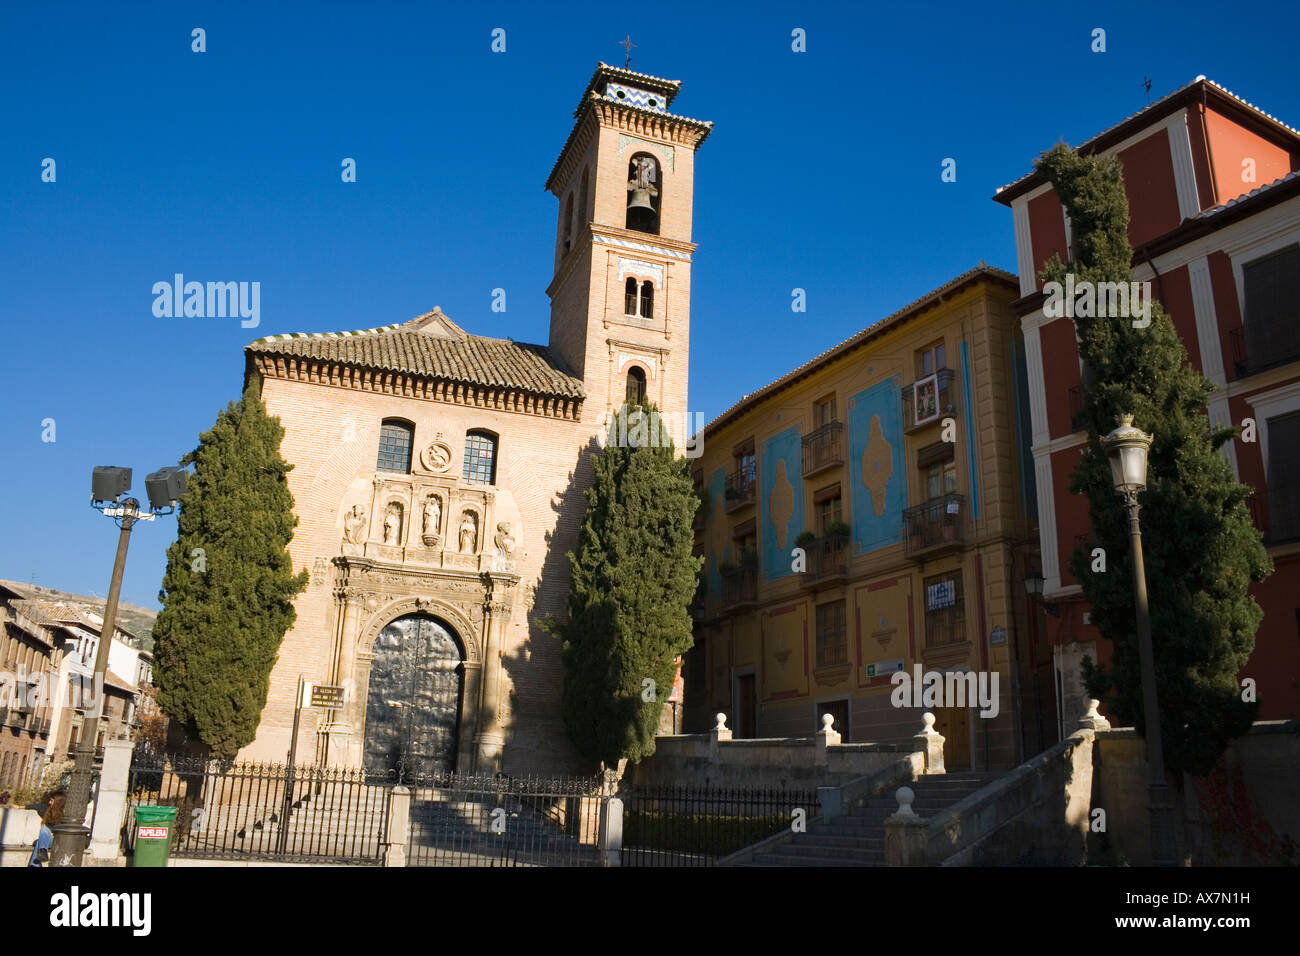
[
  {"left": 925, "top": 460, "right": 958, "bottom": 500},
  {"left": 815, "top": 601, "right": 847, "bottom": 667},
  {"left": 814, "top": 395, "right": 838, "bottom": 428},
  {"left": 1267, "top": 410, "right": 1300, "bottom": 543},
  {"left": 816, "top": 494, "right": 842, "bottom": 535},
  {"left": 916, "top": 341, "right": 947, "bottom": 378},
  {"left": 1243, "top": 244, "right": 1300, "bottom": 373},
  {"left": 923, "top": 571, "right": 965, "bottom": 648}
]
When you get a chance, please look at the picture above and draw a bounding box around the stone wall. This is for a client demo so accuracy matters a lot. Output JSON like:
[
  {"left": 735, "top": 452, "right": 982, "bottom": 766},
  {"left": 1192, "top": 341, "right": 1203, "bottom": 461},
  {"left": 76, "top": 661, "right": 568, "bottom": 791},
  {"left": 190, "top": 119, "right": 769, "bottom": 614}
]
[
  {"left": 629, "top": 718, "right": 909, "bottom": 790},
  {"left": 1090, "top": 720, "right": 1300, "bottom": 866}
]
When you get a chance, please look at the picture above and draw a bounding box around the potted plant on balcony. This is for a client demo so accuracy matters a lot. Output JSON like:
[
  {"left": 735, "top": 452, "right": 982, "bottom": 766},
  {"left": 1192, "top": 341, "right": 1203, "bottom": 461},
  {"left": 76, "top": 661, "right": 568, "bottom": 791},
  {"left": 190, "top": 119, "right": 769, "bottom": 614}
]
[
  {"left": 825, "top": 520, "right": 851, "bottom": 549},
  {"left": 718, "top": 559, "right": 738, "bottom": 579},
  {"left": 794, "top": 529, "right": 817, "bottom": 549}
]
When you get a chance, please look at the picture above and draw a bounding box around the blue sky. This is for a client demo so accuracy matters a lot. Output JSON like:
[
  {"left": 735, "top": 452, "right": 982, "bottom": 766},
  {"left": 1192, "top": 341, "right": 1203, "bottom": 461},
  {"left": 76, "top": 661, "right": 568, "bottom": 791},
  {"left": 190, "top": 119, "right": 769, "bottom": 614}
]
[{"left": 3, "top": 0, "right": 1298, "bottom": 609}]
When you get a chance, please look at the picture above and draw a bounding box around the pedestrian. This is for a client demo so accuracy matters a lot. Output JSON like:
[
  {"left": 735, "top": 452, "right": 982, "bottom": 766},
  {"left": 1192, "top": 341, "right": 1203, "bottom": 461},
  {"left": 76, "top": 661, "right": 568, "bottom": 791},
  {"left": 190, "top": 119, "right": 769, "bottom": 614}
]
[
  {"left": 29, "top": 793, "right": 65, "bottom": 866},
  {"left": 0, "top": 790, "right": 11, "bottom": 805}
]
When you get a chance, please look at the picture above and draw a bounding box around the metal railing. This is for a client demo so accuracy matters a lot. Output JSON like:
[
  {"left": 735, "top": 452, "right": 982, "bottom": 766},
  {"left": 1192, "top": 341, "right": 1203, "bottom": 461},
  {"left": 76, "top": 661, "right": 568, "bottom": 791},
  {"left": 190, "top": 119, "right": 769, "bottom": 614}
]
[
  {"left": 805, "top": 536, "right": 847, "bottom": 583},
  {"left": 902, "top": 493, "right": 966, "bottom": 555},
  {"left": 403, "top": 771, "right": 606, "bottom": 867},
  {"left": 621, "top": 784, "right": 821, "bottom": 866},
  {"left": 127, "top": 750, "right": 388, "bottom": 864},
  {"left": 724, "top": 469, "right": 756, "bottom": 511},
  {"left": 902, "top": 368, "right": 958, "bottom": 431},
  {"left": 1228, "top": 325, "right": 1300, "bottom": 379},
  {"left": 721, "top": 568, "right": 758, "bottom": 608},
  {"left": 1246, "top": 483, "right": 1300, "bottom": 545},
  {"left": 802, "top": 421, "right": 844, "bottom": 476}
]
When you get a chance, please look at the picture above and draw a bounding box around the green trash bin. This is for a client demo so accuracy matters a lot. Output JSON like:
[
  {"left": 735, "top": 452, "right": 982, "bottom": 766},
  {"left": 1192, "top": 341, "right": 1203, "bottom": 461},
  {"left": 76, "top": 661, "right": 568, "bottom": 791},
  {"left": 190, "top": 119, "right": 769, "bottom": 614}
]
[{"left": 133, "top": 805, "right": 178, "bottom": 867}]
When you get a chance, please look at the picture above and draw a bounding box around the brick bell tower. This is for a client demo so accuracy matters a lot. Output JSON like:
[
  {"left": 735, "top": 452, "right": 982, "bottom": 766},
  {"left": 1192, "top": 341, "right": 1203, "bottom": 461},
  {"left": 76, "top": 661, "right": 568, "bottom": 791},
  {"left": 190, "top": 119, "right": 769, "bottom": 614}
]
[{"left": 545, "top": 63, "right": 712, "bottom": 430}]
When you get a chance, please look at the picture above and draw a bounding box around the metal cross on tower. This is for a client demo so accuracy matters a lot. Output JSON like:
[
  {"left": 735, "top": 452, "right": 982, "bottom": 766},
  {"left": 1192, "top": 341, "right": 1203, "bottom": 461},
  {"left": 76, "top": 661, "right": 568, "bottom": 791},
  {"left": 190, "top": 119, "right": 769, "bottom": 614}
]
[{"left": 620, "top": 35, "right": 636, "bottom": 69}]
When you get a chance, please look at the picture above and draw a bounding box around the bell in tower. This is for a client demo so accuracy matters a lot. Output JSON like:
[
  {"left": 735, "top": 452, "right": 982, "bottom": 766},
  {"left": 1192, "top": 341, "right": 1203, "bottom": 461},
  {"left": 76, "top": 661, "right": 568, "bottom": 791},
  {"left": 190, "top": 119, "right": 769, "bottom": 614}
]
[{"left": 626, "top": 154, "right": 660, "bottom": 234}]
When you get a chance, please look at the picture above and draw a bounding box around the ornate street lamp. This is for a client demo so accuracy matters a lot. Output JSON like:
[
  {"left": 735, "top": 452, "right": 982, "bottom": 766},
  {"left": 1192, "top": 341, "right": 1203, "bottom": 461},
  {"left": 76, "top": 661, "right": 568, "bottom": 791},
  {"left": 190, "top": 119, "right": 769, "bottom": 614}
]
[{"left": 1100, "top": 414, "right": 1177, "bottom": 866}]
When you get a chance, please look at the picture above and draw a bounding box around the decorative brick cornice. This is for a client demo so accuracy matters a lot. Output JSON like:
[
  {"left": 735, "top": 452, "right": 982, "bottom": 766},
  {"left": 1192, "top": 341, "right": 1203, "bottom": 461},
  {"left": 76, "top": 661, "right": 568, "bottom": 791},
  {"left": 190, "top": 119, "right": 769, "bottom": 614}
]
[{"left": 248, "top": 353, "right": 584, "bottom": 421}]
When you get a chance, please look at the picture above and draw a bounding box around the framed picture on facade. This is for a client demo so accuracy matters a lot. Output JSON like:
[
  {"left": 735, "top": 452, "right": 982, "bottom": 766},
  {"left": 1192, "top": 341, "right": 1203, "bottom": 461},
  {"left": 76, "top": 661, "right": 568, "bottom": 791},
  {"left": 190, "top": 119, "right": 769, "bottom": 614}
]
[{"left": 914, "top": 373, "right": 939, "bottom": 426}]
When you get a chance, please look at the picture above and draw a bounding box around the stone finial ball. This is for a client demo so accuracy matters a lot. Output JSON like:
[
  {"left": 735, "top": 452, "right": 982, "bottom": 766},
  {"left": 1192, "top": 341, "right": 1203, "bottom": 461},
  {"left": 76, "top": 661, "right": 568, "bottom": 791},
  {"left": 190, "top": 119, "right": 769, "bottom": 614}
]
[
  {"left": 895, "top": 786, "right": 916, "bottom": 812},
  {"left": 715, "top": 713, "right": 728, "bottom": 730},
  {"left": 821, "top": 713, "right": 835, "bottom": 731},
  {"left": 921, "top": 712, "right": 936, "bottom": 732}
]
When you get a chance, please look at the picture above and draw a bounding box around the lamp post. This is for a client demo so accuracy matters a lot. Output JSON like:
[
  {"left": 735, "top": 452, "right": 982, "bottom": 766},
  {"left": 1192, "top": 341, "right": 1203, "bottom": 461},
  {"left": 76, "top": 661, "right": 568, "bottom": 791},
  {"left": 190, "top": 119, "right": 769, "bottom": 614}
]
[
  {"left": 49, "top": 465, "right": 184, "bottom": 867},
  {"left": 1100, "top": 414, "right": 1177, "bottom": 866}
]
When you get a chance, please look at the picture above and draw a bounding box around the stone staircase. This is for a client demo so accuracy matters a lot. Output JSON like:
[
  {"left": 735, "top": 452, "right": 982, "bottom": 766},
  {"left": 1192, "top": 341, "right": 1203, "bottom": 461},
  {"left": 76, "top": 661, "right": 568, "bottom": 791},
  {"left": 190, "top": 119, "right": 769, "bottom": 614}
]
[{"left": 738, "top": 772, "right": 1001, "bottom": 867}]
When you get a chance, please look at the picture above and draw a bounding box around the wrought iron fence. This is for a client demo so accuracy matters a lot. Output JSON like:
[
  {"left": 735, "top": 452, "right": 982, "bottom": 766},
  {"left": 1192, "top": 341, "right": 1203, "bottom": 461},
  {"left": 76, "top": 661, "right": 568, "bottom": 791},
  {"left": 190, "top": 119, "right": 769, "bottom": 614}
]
[
  {"left": 398, "top": 770, "right": 606, "bottom": 867},
  {"left": 127, "top": 750, "right": 388, "bottom": 864},
  {"left": 621, "top": 783, "right": 820, "bottom": 866}
]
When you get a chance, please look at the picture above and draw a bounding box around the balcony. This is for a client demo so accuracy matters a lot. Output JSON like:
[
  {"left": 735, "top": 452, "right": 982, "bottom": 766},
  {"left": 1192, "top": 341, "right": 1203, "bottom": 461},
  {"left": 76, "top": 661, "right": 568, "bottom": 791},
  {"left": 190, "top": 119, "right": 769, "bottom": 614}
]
[
  {"left": 802, "top": 422, "right": 845, "bottom": 477},
  {"left": 1246, "top": 483, "right": 1300, "bottom": 546},
  {"left": 720, "top": 567, "right": 758, "bottom": 613},
  {"left": 901, "top": 368, "right": 959, "bottom": 434},
  {"left": 800, "top": 535, "right": 849, "bottom": 589},
  {"left": 724, "top": 469, "right": 756, "bottom": 513},
  {"left": 903, "top": 493, "right": 966, "bottom": 559},
  {"left": 1229, "top": 325, "right": 1300, "bottom": 380}
]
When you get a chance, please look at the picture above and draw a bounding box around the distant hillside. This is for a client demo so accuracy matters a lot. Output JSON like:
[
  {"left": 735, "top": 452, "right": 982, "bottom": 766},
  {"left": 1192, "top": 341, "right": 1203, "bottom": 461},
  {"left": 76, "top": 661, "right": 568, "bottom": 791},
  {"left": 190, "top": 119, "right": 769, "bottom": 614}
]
[{"left": 0, "top": 579, "right": 158, "bottom": 653}]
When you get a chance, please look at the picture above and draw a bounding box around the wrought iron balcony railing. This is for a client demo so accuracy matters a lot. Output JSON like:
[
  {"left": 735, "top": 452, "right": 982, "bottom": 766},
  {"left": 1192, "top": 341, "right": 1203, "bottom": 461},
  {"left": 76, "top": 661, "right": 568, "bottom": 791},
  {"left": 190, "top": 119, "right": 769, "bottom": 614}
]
[
  {"left": 1228, "top": 325, "right": 1300, "bottom": 380},
  {"left": 802, "top": 421, "right": 845, "bottom": 477},
  {"left": 1246, "top": 482, "right": 1300, "bottom": 546},
  {"left": 802, "top": 536, "right": 848, "bottom": 586},
  {"left": 724, "top": 469, "right": 757, "bottom": 513},
  {"left": 721, "top": 568, "right": 758, "bottom": 609},
  {"left": 902, "top": 493, "right": 966, "bottom": 557},
  {"left": 901, "top": 368, "right": 959, "bottom": 433}
]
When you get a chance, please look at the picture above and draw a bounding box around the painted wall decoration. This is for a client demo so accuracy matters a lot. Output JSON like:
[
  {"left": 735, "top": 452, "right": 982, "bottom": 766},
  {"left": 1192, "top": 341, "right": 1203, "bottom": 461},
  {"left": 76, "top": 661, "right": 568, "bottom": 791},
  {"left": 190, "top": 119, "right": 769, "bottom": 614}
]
[
  {"left": 761, "top": 427, "right": 805, "bottom": 580},
  {"left": 848, "top": 379, "right": 906, "bottom": 554}
]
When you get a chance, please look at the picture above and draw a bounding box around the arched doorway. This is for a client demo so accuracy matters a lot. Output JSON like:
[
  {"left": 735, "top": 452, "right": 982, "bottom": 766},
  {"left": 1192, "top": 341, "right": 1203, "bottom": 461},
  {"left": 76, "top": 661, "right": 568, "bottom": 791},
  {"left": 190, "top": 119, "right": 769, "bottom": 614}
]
[{"left": 362, "top": 614, "right": 464, "bottom": 779}]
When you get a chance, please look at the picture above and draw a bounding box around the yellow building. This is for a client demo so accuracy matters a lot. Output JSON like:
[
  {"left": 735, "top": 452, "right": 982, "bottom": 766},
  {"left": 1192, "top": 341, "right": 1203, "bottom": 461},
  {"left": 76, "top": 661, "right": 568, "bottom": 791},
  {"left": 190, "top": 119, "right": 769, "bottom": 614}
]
[{"left": 684, "top": 266, "right": 1057, "bottom": 771}]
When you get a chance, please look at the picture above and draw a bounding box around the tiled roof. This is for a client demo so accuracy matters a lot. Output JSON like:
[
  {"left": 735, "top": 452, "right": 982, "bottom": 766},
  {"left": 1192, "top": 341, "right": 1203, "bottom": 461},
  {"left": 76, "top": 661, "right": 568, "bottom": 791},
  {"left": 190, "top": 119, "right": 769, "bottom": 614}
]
[
  {"left": 247, "top": 309, "right": 586, "bottom": 401},
  {"left": 994, "top": 76, "right": 1300, "bottom": 201},
  {"left": 1194, "top": 169, "right": 1300, "bottom": 220},
  {"left": 701, "top": 264, "right": 1019, "bottom": 437}
]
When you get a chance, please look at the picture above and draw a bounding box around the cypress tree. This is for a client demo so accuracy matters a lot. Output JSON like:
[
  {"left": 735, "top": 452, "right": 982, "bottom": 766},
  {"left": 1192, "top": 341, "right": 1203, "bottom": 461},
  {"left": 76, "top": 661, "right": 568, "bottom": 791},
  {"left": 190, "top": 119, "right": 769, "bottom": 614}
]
[
  {"left": 1035, "top": 143, "right": 1270, "bottom": 776},
  {"left": 545, "top": 404, "right": 702, "bottom": 766},
  {"left": 152, "top": 381, "right": 309, "bottom": 759}
]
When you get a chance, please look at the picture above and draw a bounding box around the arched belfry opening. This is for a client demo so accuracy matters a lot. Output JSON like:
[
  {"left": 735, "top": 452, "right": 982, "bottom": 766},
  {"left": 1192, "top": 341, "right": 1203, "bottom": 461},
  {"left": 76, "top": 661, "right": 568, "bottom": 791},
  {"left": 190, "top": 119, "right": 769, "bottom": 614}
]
[
  {"left": 626, "top": 365, "right": 647, "bottom": 405},
  {"left": 361, "top": 613, "right": 465, "bottom": 779},
  {"left": 626, "top": 152, "right": 661, "bottom": 234}
]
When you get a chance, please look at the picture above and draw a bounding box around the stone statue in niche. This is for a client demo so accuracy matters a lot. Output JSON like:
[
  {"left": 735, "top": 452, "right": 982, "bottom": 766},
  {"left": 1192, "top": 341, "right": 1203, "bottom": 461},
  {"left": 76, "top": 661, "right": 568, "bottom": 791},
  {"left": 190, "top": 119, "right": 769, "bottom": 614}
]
[
  {"left": 422, "top": 495, "right": 442, "bottom": 546},
  {"left": 383, "top": 502, "right": 403, "bottom": 545},
  {"left": 459, "top": 511, "right": 478, "bottom": 553},
  {"left": 344, "top": 505, "right": 367, "bottom": 545},
  {"left": 492, "top": 521, "right": 516, "bottom": 571}
]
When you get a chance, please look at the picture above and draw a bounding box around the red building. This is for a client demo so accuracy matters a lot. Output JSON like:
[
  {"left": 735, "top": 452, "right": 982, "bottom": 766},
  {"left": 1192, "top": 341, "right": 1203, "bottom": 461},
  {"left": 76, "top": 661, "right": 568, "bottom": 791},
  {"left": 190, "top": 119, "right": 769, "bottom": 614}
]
[{"left": 994, "top": 77, "right": 1300, "bottom": 730}]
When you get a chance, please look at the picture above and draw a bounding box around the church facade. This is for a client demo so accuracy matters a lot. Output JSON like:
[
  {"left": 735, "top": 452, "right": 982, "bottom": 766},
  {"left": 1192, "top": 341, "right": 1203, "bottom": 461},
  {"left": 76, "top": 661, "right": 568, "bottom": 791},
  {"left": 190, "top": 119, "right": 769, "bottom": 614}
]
[{"left": 238, "top": 63, "right": 711, "bottom": 776}]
